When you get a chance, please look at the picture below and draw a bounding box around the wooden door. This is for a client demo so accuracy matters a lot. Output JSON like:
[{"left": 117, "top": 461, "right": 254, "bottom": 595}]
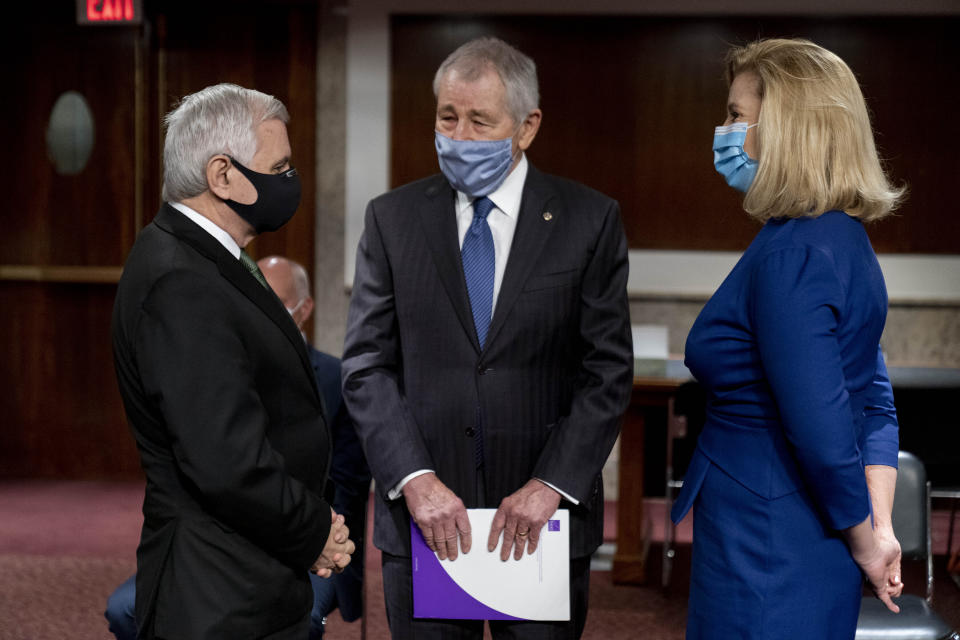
[{"left": 0, "top": 1, "right": 318, "bottom": 479}]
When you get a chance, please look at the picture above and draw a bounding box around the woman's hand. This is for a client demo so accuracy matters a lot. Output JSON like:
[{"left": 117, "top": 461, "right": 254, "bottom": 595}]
[
  {"left": 844, "top": 516, "right": 901, "bottom": 613},
  {"left": 862, "top": 465, "right": 902, "bottom": 606},
  {"left": 874, "top": 525, "right": 903, "bottom": 599},
  {"left": 848, "top": 523, "right": 901, "bottom": 613}
]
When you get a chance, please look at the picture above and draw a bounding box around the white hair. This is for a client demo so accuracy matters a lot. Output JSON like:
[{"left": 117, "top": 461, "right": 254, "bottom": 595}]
[
  {"left": 433, "top": 37, "right": 539, "bottom": 126},
  {"left": 161, "top": 83, "right": 289, "bottom": 203}
]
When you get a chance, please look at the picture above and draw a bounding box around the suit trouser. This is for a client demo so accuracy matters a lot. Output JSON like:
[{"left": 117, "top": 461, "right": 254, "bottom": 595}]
[
  {"left": 381, "top": 551, "right": 590, "bottom": 640},
  {"left": 153, "top": 617, "right": 308, "bottom": 640}
]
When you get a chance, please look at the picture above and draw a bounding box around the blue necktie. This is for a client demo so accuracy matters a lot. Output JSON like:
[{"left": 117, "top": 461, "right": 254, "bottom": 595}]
[{"left": 461, "top": 197, "right": 495, "bottom": 347}]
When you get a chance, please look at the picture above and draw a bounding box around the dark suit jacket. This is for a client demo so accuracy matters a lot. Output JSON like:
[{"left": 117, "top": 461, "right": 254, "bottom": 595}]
[
  {"left": 310, "top": 347, "right": 371, "bottom": 622},
  {"left": 342, "top": 165, "right": 633, "bottom": 559},
  {"left": 112, "top": 204, "right": 332, "bottom": 639}
]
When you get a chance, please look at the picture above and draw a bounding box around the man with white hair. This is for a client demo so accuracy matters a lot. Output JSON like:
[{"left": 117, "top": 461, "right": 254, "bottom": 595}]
[
  {"left": 112, "top": 83, "right": 354, "bottom": 639},
  {"left": 343, "top": 38, "right": 633, "bottom": 638}
]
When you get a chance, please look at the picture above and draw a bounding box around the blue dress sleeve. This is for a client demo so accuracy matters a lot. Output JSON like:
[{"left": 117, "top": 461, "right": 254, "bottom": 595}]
[
  {"left": 750, "top": 247, "right": 871, "bottom": 531},
  {"left": 861, "top": 346, "right": 899, "bottom": 468}
]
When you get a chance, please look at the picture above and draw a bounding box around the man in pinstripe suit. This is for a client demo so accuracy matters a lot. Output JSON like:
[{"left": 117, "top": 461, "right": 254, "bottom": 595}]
[{"left": 342, "top": 37, "right": 633, "bottom": 639}]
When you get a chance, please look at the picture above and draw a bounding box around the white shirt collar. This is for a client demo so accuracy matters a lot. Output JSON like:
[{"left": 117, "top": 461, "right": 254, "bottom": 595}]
[
  {"left": 455, "top": 153, "right": 528, "bottom": 217},
  {"left": 169, "top": 201, "right": 241, "bottom": 259}
]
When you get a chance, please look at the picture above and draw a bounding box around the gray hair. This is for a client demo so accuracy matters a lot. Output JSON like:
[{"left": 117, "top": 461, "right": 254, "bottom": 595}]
[
  {"left": 161, "top": 83, "right": 289, "bottom": 203},
  {"left": 433, "top": 37, "right": 539, "bottom": 126}
]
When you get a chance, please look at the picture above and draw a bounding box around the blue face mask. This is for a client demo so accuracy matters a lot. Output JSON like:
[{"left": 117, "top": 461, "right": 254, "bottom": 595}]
[
  {"left": 713, "top": 122, "right": 759, "bottom": 193},
  {"left": 435, "top": 131, "right": 515, "bottom": 197}
]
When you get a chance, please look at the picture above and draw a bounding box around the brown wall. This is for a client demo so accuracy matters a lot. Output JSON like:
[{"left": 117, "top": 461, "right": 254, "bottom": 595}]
[
  {"left": 0, "top": 1, "right": 318, "bottom": 479},
  {"left": 4, "top": 9, "right": 957, "bottom": 480},
  {"left": 391, "top": 15, "right": 960, "bottom": 254}
]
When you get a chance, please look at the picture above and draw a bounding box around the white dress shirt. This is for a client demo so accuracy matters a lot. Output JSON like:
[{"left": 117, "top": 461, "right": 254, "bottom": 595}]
[
  {"left": 454, "top": 153, "right": 527, "bottom": 310},
  {"left": 389, "top": 156, "right": 577, "bottom": 505},
  {"left": 170, "top": 202, "right": 241, "bottom": 259}
]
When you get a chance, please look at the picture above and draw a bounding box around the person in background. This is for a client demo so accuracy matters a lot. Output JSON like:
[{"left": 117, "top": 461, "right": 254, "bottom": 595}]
[
  {"left": 341, "top": 37, "right": 633, "bottom": 639},
  {"left": 106, "top": 255, "right": 370, "bottom": 640},
  {"left": 111, "top": 83, "right": 353, "bottom": 639},
  {"left": 259, "top": 255, "right": 371, "bottom": 638},
  {"left": 671, "top": 38, "right": 904, "bottom": 639}
]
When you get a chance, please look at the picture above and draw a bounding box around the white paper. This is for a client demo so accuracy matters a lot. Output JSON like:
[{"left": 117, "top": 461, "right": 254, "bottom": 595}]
[{"left": 412, "top": 508, "right": 570, "bottom": 620}]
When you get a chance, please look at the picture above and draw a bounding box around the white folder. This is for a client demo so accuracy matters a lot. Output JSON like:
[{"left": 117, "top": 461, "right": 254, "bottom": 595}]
[{"left": 411, "top": 508, "right": 570, "bottom": 621}]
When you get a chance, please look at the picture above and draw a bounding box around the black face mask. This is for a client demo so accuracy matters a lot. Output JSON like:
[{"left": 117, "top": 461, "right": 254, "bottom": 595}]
[{"left": 224, "top": 156, "right": 301, "bottom": 233}]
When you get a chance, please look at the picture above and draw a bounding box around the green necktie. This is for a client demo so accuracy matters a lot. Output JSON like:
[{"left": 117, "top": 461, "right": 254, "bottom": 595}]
[{"left": 239, "top": 250, "right": 269, "bottom": 289}]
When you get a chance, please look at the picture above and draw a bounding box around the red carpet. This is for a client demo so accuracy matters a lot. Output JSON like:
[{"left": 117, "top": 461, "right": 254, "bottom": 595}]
[{"left": 0, "top": 481, "right": 957, "bottom": 639}]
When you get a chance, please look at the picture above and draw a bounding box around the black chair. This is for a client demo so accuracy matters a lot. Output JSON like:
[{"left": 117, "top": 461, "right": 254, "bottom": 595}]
[
  {"left": 662, "top": 380, "right": 705, "bottom": 588},
  {"left": 855, "top": 450, "right": 959, "bottom": 640}
]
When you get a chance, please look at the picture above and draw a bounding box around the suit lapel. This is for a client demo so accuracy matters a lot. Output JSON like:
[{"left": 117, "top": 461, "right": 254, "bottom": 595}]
[
  {"left": 216, "top": 254, "right": 319, "bottom": 397},
  {"left": 417, "top": 177, "right": 483, "bottom": 352},
  {"left": 484, "top": 165, "right": 558, "bottom": 351},
  {"left": 155, "top": 205, "right": 320, "bottom": 402}
]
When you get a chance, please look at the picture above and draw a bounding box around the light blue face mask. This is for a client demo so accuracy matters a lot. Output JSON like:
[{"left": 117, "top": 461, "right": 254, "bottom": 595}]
[
  {"left": 435, "top": 131, "right": 515, "bottom": 197},
  {"left": 713, "top": 122, "right": 759, "bottom": 193}
]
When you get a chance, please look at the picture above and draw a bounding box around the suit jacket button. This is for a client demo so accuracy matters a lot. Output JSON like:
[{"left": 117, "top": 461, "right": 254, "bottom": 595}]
[
  {"left": 477, "top": 365, "right": 488, "bottom": 375},
  {"left": 465, "top": 427, "right": 476, "bottom": 437}
]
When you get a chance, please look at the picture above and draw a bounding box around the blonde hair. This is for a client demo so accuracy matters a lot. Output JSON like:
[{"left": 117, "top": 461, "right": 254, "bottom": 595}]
[{"left": 726, "top": 38, "right": 904, "bottom": 222}]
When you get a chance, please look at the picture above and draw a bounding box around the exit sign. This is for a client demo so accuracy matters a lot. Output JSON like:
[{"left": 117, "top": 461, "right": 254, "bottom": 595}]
[{"left": 77, "top": 0, "right": 142, "bottom": 25}]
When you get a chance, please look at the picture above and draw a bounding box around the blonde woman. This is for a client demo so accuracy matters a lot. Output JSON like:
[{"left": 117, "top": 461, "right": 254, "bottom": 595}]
[{"left": 671, "top": 39, "right": 905, "bottom": 639}]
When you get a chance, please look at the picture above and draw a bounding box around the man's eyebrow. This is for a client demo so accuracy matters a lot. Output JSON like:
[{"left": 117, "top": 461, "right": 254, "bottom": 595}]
[
  {"left": 467, "top": 108, "right": 495, "bottom": 121},
  {"left": 435, "top": 105, "right": 498, "bottom": 122}
]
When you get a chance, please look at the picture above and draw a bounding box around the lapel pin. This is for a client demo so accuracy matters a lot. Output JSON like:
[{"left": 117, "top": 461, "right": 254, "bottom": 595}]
[{"left": 542, "top": 211, "right": 553, "bottom": 221}]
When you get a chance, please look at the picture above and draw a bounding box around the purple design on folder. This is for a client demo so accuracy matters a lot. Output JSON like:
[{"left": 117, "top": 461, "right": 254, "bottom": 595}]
[
  {"left": 548, "top": 519, "right": 560, "bottom": 532},
  {"left": 411, "top": 521, "right": 524, "bottom": 620}
]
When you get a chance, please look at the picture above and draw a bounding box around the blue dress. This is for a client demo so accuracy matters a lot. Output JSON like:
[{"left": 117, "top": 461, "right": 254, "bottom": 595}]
[{"left": 671, "top": 211, "right": 899, "bottom": 639}]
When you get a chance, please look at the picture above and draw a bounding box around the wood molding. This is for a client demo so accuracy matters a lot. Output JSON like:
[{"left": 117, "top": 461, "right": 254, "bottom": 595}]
[{"left": 0, "top": 265, "right": 122, "bottom": 283}]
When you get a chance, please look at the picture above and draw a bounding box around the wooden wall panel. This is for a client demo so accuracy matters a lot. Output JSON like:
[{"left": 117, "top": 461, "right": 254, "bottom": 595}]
[
  {"left": 0, "top": 1, "right": 318, "bottom": 479},
  {"left": 152, "top": 1, "right": 318, "bottom": 295},
  {"left": 1, "top": 5, "right": 138, "bottom": 266},
  {"left": 0, "top": 5, "right": 142, "bottom": 479},
  {"left": 0, "top": 282, "right": 139, "bottom": 478},
  {"left": 391, "top": 15, "right": 960, "bottom": 254}
]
